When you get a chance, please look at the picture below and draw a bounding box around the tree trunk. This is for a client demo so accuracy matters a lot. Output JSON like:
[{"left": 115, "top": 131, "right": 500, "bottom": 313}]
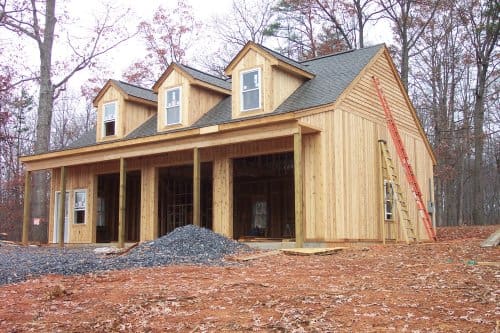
[
  {"left": 471, "top": 62, "right": 487, "bottom": 225},
  {"left": 30, "top": 0, "right": 57, "bottom": 242}
]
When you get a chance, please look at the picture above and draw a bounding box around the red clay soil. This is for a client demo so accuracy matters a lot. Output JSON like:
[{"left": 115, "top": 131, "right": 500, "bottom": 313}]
[{"left": 1, "top": 225, "right": 498, "bottom": 332}]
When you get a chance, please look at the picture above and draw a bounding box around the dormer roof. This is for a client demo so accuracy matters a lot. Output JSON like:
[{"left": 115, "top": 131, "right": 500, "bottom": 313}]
[
  {"left": 224, "top": 41, "right": 315, "bottom": 79},
  {"left": 92, "top": 79, "right": 157, "bottom": 107},
  {"left": 152, "top": 63, "right": 231, "bottom": 95}
]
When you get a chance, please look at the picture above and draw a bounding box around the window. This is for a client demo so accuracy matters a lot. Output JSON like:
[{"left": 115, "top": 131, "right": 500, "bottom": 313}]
[
  {"left": 103, "top": 102, "right": 116, "bottom": 136},
  {"left": 241, "top": 68, "right": 261, "bottom": 111},
  {"left": 74, "top": 190, "right": 87, "bottom": 224},
  {"left": 165, "top": 87, "right": 181, "bottom": 125},
  {"left": 384, "top": 180, "right": 395, "bottom": 220}
]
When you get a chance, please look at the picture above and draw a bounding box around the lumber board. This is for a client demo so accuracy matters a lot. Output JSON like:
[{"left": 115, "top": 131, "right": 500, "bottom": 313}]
[{"left": 281, "top": 247, "right": 346, "bottom": 256}]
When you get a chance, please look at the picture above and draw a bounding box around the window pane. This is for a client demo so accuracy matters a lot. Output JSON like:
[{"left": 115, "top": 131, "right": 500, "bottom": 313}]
[
  {"left": 104, "top": 103, "right": 116, "bottom": 121},
  {"left": 167, "top": 106, "right": 180, "bottom": 124},
  {"left": 105, "top": 121, "right": 115, "bottom": 136},
  {"left": 75, "top": 210, "right": 85, "bottom": 224},
  {"left": 243, "top": 90, "right": 260, "bottom": 110},
  {"left": 75, "top": 191, "right": 86, "bottom": 210},
  {"left": 242, "top": 71, "right": 259, "bottom": 91},
  {"left": 167, "top": 88, "right": 180, "bottom": 107}
]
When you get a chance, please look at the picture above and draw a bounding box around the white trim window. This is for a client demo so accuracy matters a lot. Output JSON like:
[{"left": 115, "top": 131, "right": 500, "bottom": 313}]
[
  {"left": 74, "top": 190, "right": 87, "bottom": 224},
  {"left": 165, "top": 87, "right": 182, "bottom": 125},
  {"left": 384, "top": 180, "right": 395, "bottom": 220},
  {"left": 103, "top": 101, "right": 117, "bottom": 136},
  {"left": 241, "top": 68, "right": 261, "bottom": 111}
]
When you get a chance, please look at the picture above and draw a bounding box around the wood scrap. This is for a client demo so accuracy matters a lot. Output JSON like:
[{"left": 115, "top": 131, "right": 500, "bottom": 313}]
[
  {"left": 229, "top": 250, "right": 281, "bottom": 262},
  {"left": 281, "top": 247, "right": 346, "bottom": 256}
]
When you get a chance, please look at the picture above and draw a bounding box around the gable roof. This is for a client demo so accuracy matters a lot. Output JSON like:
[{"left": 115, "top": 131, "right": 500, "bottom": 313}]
[
  {"left": 176, "top": 64, "right": 231, "bottom": 91},
  {"left": 225, "top": 41, "right": 315, "bottom": 79},
  {"left": 92, "top": 79, "right": 157, "bottom": 107},
  {"left": 65, "top": 44, "right": 385, "bottom": 147},
  {"left": 112, "top": 80, "right": 157, "bottom": 103},
  {"left": 153, "top": 63, "right": 231, "bottom": 94}
]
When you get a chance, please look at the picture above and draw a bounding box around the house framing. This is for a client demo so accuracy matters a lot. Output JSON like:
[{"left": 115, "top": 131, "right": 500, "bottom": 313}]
[{"left": 20, "top": 42, "right": 436, "bottom": 247}]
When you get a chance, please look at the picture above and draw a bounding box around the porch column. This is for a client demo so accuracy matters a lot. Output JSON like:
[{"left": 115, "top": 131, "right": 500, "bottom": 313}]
[
  {"left": 212, "top": 156, "right": 233, "bottom": 238},
  {"left": 118, "top": 158, "right": 126, "bottom": 248},
  {"left": 294, "top": 132, "right": 304, "bottom": 248},
  {"left": 140, "top": 165, "right": 158, "bottom": 241},
  {"left": 193, "top": 147, "right": 201, "bottom": 227},
  {"left": 58, "top": 166, "right": 67, "bottom": 247},
  {"left": 22, "top": 171, "right": 32, "bottom": 245}
]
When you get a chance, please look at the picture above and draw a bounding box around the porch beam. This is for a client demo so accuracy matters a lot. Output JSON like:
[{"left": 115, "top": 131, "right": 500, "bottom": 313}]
[
  {"left": 193, "top": 147, "right": 201, "bottom": 227},
  {"left": 22, "top": 171, "right": 31, "bottom": 245},
  {"left": 294, "top": 132, "right": 303, "bottom": 248},
  {"left": 118, "top": 158, "right": 126, "bottom": 248},
  {"left": 58, "top": 166, "right": 67, "bottom": 247}
]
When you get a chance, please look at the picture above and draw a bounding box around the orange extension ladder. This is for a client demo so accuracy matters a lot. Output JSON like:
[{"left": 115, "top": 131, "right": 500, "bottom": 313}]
[{"left": 372, "top": 76, "right": 437, "bottom": 242}]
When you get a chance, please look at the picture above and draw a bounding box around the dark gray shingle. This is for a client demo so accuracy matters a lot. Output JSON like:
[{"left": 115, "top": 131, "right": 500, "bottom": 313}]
[
  {"left": 177, "top": 64, "right": 231, "bottom": 91},
  {"left": 112, "top": 80, "right": 157, "bottom": 103},
  {"left": 258, "top": 44, "right": 313, "bottom": 75}
]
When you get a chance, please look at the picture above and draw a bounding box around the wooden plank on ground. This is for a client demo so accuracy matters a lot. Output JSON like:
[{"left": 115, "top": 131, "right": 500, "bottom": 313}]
[
  {"left": 230, "top": 250, "right": 281, "bottom": 262},
  {"left": 480, "top": 229, "right": 500, "bottom": 248},
  {"left": 281, "top": 247, "right": 346, "bottom": 256}
]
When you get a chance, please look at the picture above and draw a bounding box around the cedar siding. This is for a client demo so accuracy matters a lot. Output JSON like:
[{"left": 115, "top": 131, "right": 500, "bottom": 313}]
[{"left": 21, "top": 43, "right": 435, "bottom": 246}]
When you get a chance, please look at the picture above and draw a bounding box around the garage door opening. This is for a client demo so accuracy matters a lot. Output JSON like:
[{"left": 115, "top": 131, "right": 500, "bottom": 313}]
[
  {"left": 157, "top": 163, "right": 213, "bottom": 236},
  {"left": 233, "top": 152, "right": 294, "bottom": 240}
]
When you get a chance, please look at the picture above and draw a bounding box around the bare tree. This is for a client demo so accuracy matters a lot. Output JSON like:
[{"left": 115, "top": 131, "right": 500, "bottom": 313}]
[
  {"left": 459, "top": 0, "right": 499, "bottom": 225},
  {"left": 377, "top": 0, "right": 440, "bottom": 88},
  {"left": 0, "top": 0, "right": 135, "bottom": 241}
]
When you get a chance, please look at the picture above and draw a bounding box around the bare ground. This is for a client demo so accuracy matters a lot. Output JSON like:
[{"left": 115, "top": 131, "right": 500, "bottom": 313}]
[{"left": 0, "top": 225, "right": 498, "bottom": 332}]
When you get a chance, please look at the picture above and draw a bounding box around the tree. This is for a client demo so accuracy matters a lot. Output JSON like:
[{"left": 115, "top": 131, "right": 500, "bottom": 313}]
[
  {"left": 459, "top": 0, "right": 499, "bottom": 225},
  {"left": 377, "top": 0, "right": 440, "bottom": 88},
  {"left": 0, "top": 0, "right": 134, "bottom": 241},
  {"left": 204, "top": 0, "right": 277, "bottom": 76},
  {"left": 123, "top": 1, "right": 200, "bottom": 86}
]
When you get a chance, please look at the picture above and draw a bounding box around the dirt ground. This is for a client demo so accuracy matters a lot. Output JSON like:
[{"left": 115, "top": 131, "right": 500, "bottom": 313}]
[{"left": 0, "top": 225, "right": 498, "bottom": 332}]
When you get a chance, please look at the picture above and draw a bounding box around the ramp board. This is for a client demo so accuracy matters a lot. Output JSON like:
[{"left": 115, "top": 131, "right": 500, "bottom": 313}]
[
  {"left": 480, "top": 229, "right": 500, "bottom": 248},
  {"left": 281, "top": 247, "right": 346, "bottom": 256}
]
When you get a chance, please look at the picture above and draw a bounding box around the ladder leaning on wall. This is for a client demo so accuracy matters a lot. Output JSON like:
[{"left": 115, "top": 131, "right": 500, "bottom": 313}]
[{"left": 372, "top": 76, "right": 437, "bottom": 242}]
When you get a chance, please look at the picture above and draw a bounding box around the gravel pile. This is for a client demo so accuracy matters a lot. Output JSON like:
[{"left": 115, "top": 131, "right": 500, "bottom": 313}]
[{"left": 0, "top": 225, "right": 251, "bottom": 285}]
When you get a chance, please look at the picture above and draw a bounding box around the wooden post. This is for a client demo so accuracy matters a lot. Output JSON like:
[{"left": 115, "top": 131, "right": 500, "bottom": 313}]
[
  {"left": 58, "top": 166, "right": 67, "bottom": 247},
  {"left": 22, "top": 171, "right": 32, "bottom": 245},
  {"left": 118, "top": 158, "right": 126, "bottom": 248},
  {"left": 294, "top": 132, "right": 303, "bottom": 248},
  {"left": 378, "top": 141, "right": 386, "bottom": 245},
  {"left": 193, "top": 147, "right": 201, "bottom": 227}
]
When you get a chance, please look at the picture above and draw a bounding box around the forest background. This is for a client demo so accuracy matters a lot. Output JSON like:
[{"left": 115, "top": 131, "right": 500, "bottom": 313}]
[{"left": 0, "top": 0, "right": 498, "bottom": 241}]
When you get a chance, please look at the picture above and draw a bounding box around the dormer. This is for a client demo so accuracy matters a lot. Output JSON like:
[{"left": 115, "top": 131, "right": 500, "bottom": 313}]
[
  {"left": 225, "top": 41, "right": 315, "bottom": 119},
  {"left": 153, "top": 63, "right": 231, "bottom": 132},
  {"left": 93, "top": 80, "right": 157, "bottom": 143}
]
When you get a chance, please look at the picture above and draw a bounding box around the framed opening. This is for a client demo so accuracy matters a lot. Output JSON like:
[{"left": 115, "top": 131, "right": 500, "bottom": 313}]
[
  {"left": 157, "top": 162, "right": 213, "bottom": 236},
  {"left": 233, "top": 152, "right": 294, "bottom": 240}
]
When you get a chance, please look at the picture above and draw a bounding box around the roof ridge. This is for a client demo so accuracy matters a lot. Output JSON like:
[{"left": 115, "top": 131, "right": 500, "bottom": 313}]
[
  {"left": 115, "top": 79, "right": 153, "bottom": 92},
  {"left": 300, "top": 43, "right": 385, "bottom": 63},
  {"left": 177, "top": 63, "right": 229, "bottom": 82},
  {"left": 256, "top": 43, "right": 303, "bottom": 65}
]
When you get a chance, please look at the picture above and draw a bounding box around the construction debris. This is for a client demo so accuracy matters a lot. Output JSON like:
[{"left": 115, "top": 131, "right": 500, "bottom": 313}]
[{"left": 281, "top": 247, "right": 346, "bottom": 256}]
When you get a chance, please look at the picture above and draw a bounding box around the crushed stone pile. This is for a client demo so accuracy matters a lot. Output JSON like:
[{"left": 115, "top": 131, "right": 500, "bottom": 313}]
[{"left": 0, "top": 225, "right": 251, "bottom": 285}]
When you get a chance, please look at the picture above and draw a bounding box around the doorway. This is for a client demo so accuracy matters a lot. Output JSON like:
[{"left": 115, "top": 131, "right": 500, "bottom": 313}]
[
  {"left": 96, "top": 171, "right": 141, "bottom": 242},
  {"left": 233, "top": 152, "right": 294, "bottom": 239},
  {"left": 157, "top": 162, "right": 213, "bottom": 236}
]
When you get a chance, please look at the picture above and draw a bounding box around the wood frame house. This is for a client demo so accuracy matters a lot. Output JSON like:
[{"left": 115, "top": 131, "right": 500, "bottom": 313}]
[{"left": 20, "top": 42, "right": 436, "bottom": 247}]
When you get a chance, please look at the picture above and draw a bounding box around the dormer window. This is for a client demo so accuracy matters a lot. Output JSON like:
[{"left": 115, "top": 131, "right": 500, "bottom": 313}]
[
  {"left": 166, "top": 87, "right": 181, "bottom": 125},
  {"left": 103, "top": 101, "right": 116, "bottom": 136},
  {"left": 241, "top": 68, "right": 261, "bottom": 111}
]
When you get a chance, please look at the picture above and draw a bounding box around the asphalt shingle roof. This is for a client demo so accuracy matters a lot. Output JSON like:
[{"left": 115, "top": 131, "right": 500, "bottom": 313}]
[
  {"left": 112, "top": 80, "right": 157, "bottom": 102},
  {"left": 258, "top": 44, "right": 313, "bottom": 75},
  {"left": 64, "top": 44, "right": 383, "bottom": 148},
  {"left": 177, "top": 64, "right": 231, "bottom": 91}
]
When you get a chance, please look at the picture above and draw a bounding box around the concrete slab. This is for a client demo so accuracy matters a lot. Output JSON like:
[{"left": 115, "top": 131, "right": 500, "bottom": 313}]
[{"left": 480, "top": 229, "right": 500, "bottom": 247}]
